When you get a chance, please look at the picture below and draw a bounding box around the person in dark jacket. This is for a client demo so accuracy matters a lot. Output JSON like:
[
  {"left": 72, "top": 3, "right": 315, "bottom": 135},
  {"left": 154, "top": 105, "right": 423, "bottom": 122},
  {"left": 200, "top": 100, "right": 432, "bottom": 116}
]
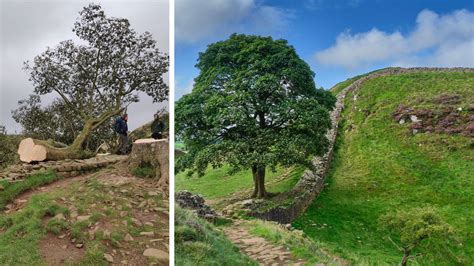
[
  {"left": 115, "top": 114, "right": 128, "bottom": 154},
  {"left": 151, "top": 113, "right": 165, "bottom": 139}
]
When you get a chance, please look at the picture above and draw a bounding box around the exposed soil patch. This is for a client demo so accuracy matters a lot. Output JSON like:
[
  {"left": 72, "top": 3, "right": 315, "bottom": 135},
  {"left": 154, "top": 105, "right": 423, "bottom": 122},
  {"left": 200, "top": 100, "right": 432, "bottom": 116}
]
[{"left": 39, "top": 233, "right": 85, "bottom": 266}]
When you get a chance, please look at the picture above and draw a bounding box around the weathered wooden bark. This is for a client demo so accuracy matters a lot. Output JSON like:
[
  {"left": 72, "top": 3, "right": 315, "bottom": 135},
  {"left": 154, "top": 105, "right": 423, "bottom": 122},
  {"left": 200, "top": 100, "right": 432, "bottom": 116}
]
[
  {"left": 401, "top": 250, "right": 410, "bottom": 266},
  {"left": 251, "top": 165, "right": 267, "bottom": 199},
  {"left": 251, "top": 165, "right": 258, "bottom": 198},
  {"left": 128, "top": 138, "right": 169, "bottom": 193}
]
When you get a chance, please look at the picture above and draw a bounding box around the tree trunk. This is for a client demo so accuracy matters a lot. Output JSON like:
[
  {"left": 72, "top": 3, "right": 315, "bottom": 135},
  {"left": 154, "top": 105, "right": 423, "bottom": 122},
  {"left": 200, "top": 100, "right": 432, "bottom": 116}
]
[
  {"left": 401, "top": 250, "right": 410, "bottom": 266},
  {"left": 251, "top": 165, "right": 267, "bottom": 199},
  {"left": 251, "top": 165, "right": 258, "bottom": 198},
  {"left": 17, "top": 112, "right": 118, "bottom": 163},
  {"left": 18, "top": 137, "right": 92, "bottom": 163}
]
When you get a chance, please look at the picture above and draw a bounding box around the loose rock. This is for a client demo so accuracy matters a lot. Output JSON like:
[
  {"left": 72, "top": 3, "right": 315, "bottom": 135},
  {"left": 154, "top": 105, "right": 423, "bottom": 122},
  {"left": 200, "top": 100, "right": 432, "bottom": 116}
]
[
  {"left": 143, "top": 248, "right": 168, "bottom": 261},
  {"left": 103, "top": 253, "right": 114, "bottom": 263},
  {"left": 77, "top": 215, "right": 90, "bottom": 222}
]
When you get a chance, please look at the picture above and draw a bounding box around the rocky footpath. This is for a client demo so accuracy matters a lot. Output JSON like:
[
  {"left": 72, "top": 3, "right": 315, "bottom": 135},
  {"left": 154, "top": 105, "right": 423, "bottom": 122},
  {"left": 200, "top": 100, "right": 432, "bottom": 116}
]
[
  {"left": 0, "top": 154, "right": 127, "bottom": 182},
  {"left": 224, "top": 220, "right": 306, "bottom": 265}
]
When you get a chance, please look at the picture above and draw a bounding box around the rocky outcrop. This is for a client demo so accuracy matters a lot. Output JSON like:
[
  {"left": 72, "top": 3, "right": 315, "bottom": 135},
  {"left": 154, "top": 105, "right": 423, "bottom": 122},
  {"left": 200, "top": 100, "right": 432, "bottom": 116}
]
[
  {"left": 392, "top": 97, "right": 473, "bottom": 137},
  {"left": 245, "top": 67, "right": 474, "bottom": 224},
  {"left": 175, "top": 190, "right": 218, "bottom": 221}
]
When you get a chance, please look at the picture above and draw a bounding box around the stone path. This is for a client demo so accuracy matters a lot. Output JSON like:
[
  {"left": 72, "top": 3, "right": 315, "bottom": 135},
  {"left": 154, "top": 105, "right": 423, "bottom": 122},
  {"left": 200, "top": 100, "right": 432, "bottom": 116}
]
[{"left": 224, "top": 220, "right": 306, "bottom": 266}]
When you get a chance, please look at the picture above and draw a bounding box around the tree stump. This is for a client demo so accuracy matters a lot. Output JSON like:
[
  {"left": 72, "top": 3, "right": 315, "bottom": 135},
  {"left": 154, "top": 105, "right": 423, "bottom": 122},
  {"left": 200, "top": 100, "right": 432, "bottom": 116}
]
[{"left": 128, "top": 138, "right": 169, "bottom": 192}]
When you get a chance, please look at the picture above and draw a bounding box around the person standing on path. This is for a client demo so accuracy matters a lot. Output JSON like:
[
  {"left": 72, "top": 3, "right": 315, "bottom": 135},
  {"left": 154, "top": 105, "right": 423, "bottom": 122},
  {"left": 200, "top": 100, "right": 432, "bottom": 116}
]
[
  {"left": 115, "top": 113, "right": 129, "bottom": 154},
  {"left": 151, "top": 113, "right": 165, "bottom": 139}
]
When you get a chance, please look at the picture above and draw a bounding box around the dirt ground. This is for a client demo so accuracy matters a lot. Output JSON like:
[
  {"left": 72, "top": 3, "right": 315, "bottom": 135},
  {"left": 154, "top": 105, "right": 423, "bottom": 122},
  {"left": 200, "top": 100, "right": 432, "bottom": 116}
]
[{"left": 5, "top": 163, "right": 169, "bottom": 265}]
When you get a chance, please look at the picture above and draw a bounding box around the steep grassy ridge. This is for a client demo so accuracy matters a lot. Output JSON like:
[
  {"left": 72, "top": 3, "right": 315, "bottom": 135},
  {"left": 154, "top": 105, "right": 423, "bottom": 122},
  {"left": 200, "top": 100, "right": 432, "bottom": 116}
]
[{"left": 294, "top": 71, "right": 474, "bottom": 265}]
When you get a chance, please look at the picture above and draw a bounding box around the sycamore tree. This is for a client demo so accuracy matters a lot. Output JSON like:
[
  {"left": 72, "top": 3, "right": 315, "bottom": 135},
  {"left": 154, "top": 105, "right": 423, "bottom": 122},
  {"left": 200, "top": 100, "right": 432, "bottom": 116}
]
[
  {"left": 19, "top": 3, "right": 168, "bottom": 160},
  {"left": 176, "top": 34, "right": 336, "bottom": 199}
]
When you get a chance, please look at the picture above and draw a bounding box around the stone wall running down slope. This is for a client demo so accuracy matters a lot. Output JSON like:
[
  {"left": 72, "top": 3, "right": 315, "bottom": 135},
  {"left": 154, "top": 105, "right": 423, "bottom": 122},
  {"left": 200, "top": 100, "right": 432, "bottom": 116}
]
[{"left": 248, "top": 67, "right": 474, "bottom": 224}]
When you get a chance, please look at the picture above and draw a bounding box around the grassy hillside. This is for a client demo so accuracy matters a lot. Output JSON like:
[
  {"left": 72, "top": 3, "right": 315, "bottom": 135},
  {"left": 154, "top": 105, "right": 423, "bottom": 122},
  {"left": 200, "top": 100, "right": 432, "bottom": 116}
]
[
  {"left": 175, "top": 206, "right": 256, "bottom": 265},
  {"left": 176, "top": 165, "right": 304, "bottom": 204},
  {"left": 293, "top": 71, "right": 474, "bottom": 265}
]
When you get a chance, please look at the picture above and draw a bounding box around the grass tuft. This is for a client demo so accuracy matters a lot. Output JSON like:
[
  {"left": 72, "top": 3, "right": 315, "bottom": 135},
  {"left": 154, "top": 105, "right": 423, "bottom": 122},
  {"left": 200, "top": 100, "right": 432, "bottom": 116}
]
[
  {"left": 175, "top": 206, "right": 256, "bottom": 265},
  {"left": 132, "top": 166, "right": 155, "bottom": 178},
  {"left": 0, "top": 170, "right": 60, "bottom": 210}
]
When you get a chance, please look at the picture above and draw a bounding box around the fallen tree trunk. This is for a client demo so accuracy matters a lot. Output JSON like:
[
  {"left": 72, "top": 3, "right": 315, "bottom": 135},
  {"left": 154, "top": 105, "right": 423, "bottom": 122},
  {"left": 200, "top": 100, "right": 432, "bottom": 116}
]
[
  {"left": 18, "top": 137, "right": 91, "bottom": 163},
  {"left": 17, "top": 110, "right": 123, "bottom": 163}
]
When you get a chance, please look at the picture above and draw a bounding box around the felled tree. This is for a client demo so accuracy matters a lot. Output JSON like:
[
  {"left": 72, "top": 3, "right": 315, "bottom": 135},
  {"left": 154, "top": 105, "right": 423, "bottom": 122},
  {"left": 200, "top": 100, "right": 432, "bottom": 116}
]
[
  {"left": 19, "top": 3, "right": 168, "bottom": 162},
  {"left": 176, "top": 34, "right": 335, "bottom": 198},
  {"left": 379, "top": 207, "right": 458, "bottom": 266},
  {"left": 12, "top": 94, "right": 115, "bottom": 152}
]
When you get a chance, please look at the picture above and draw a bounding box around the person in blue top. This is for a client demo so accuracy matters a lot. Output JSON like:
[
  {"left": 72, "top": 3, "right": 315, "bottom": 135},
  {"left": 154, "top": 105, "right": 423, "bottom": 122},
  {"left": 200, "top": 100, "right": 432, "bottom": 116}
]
[{"left": 114, "top": 113, "right": 129, "bottom": 154}]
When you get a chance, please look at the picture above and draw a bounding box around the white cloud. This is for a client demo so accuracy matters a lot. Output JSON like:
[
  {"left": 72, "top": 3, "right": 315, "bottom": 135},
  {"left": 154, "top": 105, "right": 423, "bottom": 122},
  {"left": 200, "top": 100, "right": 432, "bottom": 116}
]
[
  {"left": 315, "top": 9, "right": 474, "bottom": 69},
  {"left": 176, "top": 0, "right": 292, "bottom": 42}
]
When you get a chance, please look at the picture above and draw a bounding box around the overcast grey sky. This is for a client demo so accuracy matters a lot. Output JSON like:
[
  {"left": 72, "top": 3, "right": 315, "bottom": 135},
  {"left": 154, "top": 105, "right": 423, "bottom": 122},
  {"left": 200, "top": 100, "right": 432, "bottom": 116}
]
[{"left": 0, "top": 0, "right": 169, "bottom": 133}]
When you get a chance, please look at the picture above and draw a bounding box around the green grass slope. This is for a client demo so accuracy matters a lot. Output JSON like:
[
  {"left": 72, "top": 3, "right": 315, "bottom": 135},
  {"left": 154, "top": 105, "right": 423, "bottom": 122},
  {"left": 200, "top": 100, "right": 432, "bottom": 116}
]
[
  {"left": 175, "top": 206, "right": 256, "bottom": 265},
  {"left": 176, "top": 165, "right": 304, "bottom": 203},
  {"left": 293, "top": 71, "right": 474, "bottom": 265}
]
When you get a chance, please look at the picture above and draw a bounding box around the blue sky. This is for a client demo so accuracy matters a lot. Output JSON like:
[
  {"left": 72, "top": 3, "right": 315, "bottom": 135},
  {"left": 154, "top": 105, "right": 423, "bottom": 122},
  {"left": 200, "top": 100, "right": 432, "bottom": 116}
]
[{"left": 175, "top": 0, "right": 474, "bottom": 99}]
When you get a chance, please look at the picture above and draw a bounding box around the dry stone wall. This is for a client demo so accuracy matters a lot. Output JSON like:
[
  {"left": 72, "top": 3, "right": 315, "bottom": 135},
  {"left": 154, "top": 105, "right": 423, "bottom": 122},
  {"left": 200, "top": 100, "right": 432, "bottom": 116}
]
[
  {"left": 175, "top": 190, "right": 218, "bottom": 221},
  {"left": 247, "top": 67, "right": 474, "bottom": 224},
  {"left": 0, "top": 155, "right": 127, "bottom": 182}
]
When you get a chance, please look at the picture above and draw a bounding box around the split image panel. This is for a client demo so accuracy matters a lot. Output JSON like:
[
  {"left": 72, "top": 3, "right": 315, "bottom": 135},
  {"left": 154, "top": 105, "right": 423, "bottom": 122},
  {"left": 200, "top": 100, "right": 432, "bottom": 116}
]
[{"left": 1, "top": 0, "right": 473, "bottom": 265}]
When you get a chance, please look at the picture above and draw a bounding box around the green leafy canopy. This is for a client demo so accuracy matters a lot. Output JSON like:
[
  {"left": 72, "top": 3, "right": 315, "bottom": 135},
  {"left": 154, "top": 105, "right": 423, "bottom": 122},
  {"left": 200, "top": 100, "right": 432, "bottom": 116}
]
[
  {"left": 379, "top": 207, "right": 459, "bottom": 260},
  {"left": 176, "top": 34, "right": 336, "bottom": 175}
]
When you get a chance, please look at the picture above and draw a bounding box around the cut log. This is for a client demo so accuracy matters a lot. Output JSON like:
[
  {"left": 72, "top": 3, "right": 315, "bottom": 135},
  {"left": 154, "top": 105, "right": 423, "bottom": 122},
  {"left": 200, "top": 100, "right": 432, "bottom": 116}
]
[
  {"left": 17, "top": 137, "right": 91, "bottom": 163},
  {"left": 129, "top": 138, "right": 169, "bottom": 193}
]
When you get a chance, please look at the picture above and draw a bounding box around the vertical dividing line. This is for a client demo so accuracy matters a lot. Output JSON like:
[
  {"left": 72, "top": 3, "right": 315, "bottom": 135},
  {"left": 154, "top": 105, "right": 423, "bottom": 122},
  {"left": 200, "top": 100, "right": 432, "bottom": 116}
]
[{"left": 168, "top": 0, "right": 175, "bottom": 265}]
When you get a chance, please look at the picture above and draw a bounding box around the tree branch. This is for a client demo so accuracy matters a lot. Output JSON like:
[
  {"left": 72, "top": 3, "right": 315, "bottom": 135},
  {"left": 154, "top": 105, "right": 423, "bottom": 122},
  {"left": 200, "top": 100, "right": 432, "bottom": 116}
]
[
  {"left": 90, "top": 48, "right": 109, "bottom": 108},
  {"left": 53, "top": 88, "right": 87, "bottom": 119}
]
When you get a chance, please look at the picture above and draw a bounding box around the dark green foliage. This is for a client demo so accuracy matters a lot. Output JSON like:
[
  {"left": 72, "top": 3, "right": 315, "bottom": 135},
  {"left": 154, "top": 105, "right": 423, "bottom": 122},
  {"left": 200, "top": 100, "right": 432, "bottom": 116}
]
[
  {"left": 0, "top": 126, "right": 22, "bottom": 169},
  {"left": 176, "top": 34, "right": 335, "bottom": 197}
]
